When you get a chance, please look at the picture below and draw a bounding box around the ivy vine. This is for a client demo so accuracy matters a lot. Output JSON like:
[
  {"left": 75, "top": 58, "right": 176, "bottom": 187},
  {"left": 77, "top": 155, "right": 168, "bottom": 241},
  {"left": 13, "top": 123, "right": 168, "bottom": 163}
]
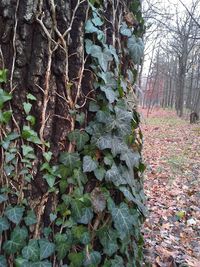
[{"left": 0, "top": 1, "right": 146, "bottom": 266}]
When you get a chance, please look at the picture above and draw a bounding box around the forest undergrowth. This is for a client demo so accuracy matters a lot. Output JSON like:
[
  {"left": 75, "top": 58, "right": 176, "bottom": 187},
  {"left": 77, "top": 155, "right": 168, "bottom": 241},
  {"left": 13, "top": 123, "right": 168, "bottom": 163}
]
[{"left": 141, "top": 109, "right": 200, "bottom": 267}]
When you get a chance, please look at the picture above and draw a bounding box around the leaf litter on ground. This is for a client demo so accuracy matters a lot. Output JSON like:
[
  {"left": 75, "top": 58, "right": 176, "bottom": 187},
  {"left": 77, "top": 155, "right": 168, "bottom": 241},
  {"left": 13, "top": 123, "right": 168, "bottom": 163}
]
[{"left": 140, "top": 109, "right": 200, "bottom": 267}]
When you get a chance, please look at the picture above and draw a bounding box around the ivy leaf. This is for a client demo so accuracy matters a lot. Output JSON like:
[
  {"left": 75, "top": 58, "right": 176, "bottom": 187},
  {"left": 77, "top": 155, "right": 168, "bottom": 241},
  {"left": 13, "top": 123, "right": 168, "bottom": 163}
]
[
  {"left": 27, "top": 93, "right": 37, "bottom": 101},
  {"left": 22, "top": 145, "right": 34, "bottom": 156},
  {"left": 78, "top": 207, "right": 93, "bottom": 225},
  {"left": 26, "top": 115, "right": 36, "bottom": 126},
  {"left": 94, "top": 167, "right": 106, "bottom": 181},
  {"left": 68, "top": 252, "right": 84, "bottom": 267},
  {"left": 87, "top": 44, "right": 113, "bottom": 72},
  {"left": 120, "top": 151, "right": 140, "bottom": 169},
  {"left": 92, "top": 12, "right": 103, "bottom": 26},
  {"left": 120, "top": 22, "right": 132, "bottom": 37},
  {"left": 0, "top": 217, "right": 10, "bottom": 233},
  {"left": 5, "top": 205, "right": 24, "bottom": 224},
  {"left": 127, "top": 35, "right": 144, "bottom": 64},
  {"left": 15, "top": 257, "right": 29, "bottom": 267},
  {"left": 111, "top": 203, "right": 135, "bottom": 239},
  {"left": 84, "top": 251, "right": 101, "bottom": 267},
  {"left": 54, "top": 234, "right": 71, "bottom": 260},
  {"left": 0, "top": 255, "right": 7, "bottom": 267},
  {"left": 98, "top": 228, "right": 118, "bottom": 256},
  {"left": 22, "top": 126, "right": 42, "bottom": 145},
  {"left": 39, "top": 239, "right": 55, "bottom": 260},
  {"left": 68, "top": 130, "right": 89, "bottom": 151},
  {"left": 43, "top": 152, "right": 52, "bottom": 163},
  {"left": 23, "top": 102, "right": 32, "bottom": 115},
  {"left": 3, "top": 226, "right": 28, "bottom": 254},
  {"left": 0, "top": 89, "right": 12, "bottom": 109},
  {"left": 83, "top": 156, "right": 98, "bottom": 172},
  {"left": 22, "top": 239, "right": 40, "bottom": 261},
  {"left": 0, "top": 194, "right": 8, "bottom": 203},
  {"left": 119, "top": 187, "right": 148, "bottom": 217},
  {"left": 43, "top": 174, "right": 56, "bottom": 188},
  {"left": 0, "top": 69, "right": 8, "bottom": 83},
  {"left": 24, "top": 210, "right": 37, "bottom": 226},
  {"left": 1, "top": 132, "right": 19, "bottom": 150},
  {"left": 111, "top": 255, "right": 125, "bottom": 267},
  {"left": 105, "top": 164, "right": 126, "bottom": 186},
  {"left": 91, "top": 188, "right": 106, "bottom": 213},
  {"left": 89, "top": 101, "right": 99, "bottom": 112},
  {"left": 59, "top": 152, "right": 81, "bottom": 171},
  {"left": 30, "top": 261, "right": 52, "bottom": 267},
  {"left": 100, "top": 86, "right": 117, "bottom": 103},
  {"left": 0, "top": 110, "right": 12, "bottom": 124},
  {"left": 85, "top": 20, "right": 100, "bottom": 33}
]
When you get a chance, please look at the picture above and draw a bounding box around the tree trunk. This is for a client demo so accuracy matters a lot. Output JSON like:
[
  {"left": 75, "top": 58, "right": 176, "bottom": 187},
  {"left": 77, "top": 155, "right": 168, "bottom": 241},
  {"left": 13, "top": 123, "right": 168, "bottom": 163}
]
[{"left": 0, "top": 0, "right": 146, "bottom": 266}]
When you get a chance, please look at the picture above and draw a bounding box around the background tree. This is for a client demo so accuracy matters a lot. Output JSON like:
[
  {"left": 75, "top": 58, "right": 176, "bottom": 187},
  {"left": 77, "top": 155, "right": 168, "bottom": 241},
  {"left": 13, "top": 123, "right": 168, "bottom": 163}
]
[{"left": 0, "top": 0, "right": 146, "bottom": 266}]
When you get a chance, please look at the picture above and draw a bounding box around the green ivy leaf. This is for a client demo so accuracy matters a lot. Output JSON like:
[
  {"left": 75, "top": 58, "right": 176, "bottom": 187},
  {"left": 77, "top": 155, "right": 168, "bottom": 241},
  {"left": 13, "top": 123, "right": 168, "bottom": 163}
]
[
  {"left": 0, "top": 69, "right": 8, "bottom": 83},
  {"left": 23, "top": 102, "right": 32, "bottom": 115},
  {"left": 59, "top": 152, "right": 81, "bottom": 171},
  {"left": 120, "top": 22, "right": 132, "bottom": 37},
  {"left": 43, "top": 174, "right": 56, "bottom": 188},
  {"left": 98, "top": 227, "right": 118, "bottom": 256},
  {"left": 111, "top": 255, "right": 124, "bottom": 267},
  {"left": 27, "top": 93, "right": 37, "bottom": 101},
  {"left": 24, "top": 210, "right": 37, "bottom": 226},
  {"left": 15, "top": 257, "right": 29, "bottom": 267},
  {"left": 76, "top": 112, "right": 85, "bottom": 125},
  {"left": 22, "top": 239, "right": 40, "bottom": 261},
  {"left": 3, "top": 226, "right": 28, "bottom": 254},
  {"left": 89, "top": 101, "right": 99, "bottom": 112},
  {"left": 39, "top": 239, "right": 55, "bottom": 260},
  {"left": 0, "top": 255, "right": 7, "bottom": 267},
  {"left": 119, "top": 187, "right": 147, "bottom": 217},
  {"left": 22, "top": 126, "right": 42, "bottom": 144},
  {"left": 83, "top": 156, "right": 98, "bottom": 172},
  {"left": 111, "top": 203, "right": 135, "bottom": 239},
  {"left": 0, "top": 110, "right": 12, "bottom": 124},
  {"left": 68, "top": 130, "right": 89, "bottom": 151},
  {"left": 54, "top": 234, "right": 71, "bottom": 260},
  {"left": 105, "top": 164, "right": 126, "bottom": 186},
  {"left": 127, "top": 35, "right": 144, "bottom": 64},
  {"left": 0, "top": 89, "right": 12, "bottom": 109},
  {"left": 21, "top": 145, "right": 34, "bottom": 156},
  {"left": 84, "top": 251, "right": 101, "bottom": 267},
  {"left": 30, "top": 261, "right": 52, "bottom": 267},
  {"left": 0, "top": 216, "right": 10, "bottom": 233},
  {"left": 26, "top": 115, "right": 36, "bottom": 126},
  {"left": 0, "top": 194, "right": 8, "bottom": 203},
  {"left": 43, "top": 152, "right": 52, "bottom": 162},
  {"left": 68, "top": 252, "right": 84, "bottom": 266},
  {"left": 94, "top": 167, "right": 106, "bottom": 181},
  {"left": 100, "top": 86, "right": 117, "bottom": 103},
  {"left": 5, "top": 205, "right": 24, "bottom": 224},
  {"left": 78, "top": 207, "right": 93, "bottom": 225},
  {"left": 1, "top": 132, "right": 19, "bottom": 150},
  {"left": 120, "top": 150, "right": 140, "bottom": 169}
]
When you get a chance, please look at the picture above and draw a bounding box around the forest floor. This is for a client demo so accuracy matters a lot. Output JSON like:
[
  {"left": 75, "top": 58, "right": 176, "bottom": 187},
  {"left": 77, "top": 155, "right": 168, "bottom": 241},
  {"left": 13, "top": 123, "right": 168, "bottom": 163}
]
[{"left": 140, "top": 108, "right": 200, "bottom": 267}]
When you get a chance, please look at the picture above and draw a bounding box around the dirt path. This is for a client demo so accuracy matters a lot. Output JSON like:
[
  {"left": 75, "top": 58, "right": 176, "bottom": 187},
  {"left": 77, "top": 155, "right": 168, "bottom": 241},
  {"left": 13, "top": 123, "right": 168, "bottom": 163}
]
[{"left": 141, "top": 109, "right": 200, "bottom": 267}]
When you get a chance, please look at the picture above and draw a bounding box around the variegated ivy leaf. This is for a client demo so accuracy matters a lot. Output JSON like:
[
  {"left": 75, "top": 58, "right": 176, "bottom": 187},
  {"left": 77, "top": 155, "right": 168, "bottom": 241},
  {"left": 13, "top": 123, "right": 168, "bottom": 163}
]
[
  {"left": 68, "top": 130, "right": 89, "bottom": 151},
  {"left": 105, "top": 164, "right": 126, "bottom": 186},
  {"left": 111, "top": 202, "right": 135, "bottom": 239},
  {"left": 59, "top": 152, "right": 81, "bottom": 171},
  {"left": 39, "top": 239, "right": 55, "bottom": 260},
  {"left": 120, "top": 22, "right": 132, "bottom": 37},
  {"left": 84, "top": 251, "right": 101, "bottom": 267},
  {"left": 22, "top": 239, "right": 40, "bottom": 261},
  {"left": 98, "top": 227, "right": 118, "bottom": 256},
  {"left": 86, "top": 43, "right": 113, "bottom": 72},
  {"left": 127, "top": 35, "right": 144, "bottom": 64},
  {"left": 83, "top": 156, "right": 98, "bottom": 173},
  {"left": 119, "top": 187, "right": 148, "bottom": 217},
  {"left": 120, "top": 150, "right": 140, "bottom": 169},
  {"left": 5, "top": 205, "right": 24, "bottom": 225},
  {"left": 0, "top": 217, "right": 10, "bottom": 233},
  {"left": 100, "top": 86, "right": 117, "bottom": 103}
]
